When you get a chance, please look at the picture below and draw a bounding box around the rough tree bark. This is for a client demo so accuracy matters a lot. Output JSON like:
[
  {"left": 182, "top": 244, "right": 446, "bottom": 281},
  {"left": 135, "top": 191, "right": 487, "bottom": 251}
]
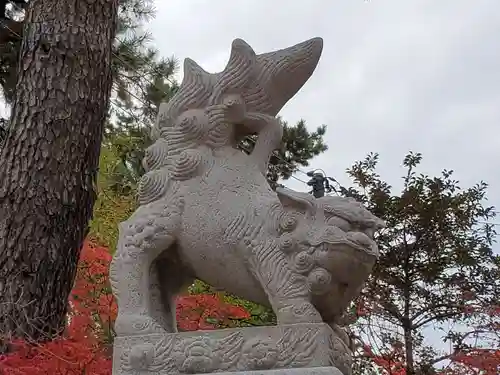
[{"left": 0, "top": 0, "right": 118, "bottom": 344}]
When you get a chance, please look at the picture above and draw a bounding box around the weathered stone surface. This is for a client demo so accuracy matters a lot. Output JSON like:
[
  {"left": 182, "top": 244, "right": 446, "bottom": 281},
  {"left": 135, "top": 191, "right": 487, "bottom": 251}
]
[
  {"left": 109, "top": 36, "right": 384, "bottom": 375},
  {"left": 113, "top": 324, "right": 349, "bottom": 375}
]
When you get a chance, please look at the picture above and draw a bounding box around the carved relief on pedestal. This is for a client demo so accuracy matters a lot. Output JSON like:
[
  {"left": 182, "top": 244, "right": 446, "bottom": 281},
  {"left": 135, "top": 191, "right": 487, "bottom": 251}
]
[{"left": 115, "top": 324, "right": 351, "bottom": 375}]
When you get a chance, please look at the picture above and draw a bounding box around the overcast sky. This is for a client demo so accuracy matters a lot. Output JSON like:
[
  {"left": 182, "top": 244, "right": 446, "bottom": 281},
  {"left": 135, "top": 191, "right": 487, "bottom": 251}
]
[
  {"left": 149, "top": 0, "right": 500, "bottom": 202},
  {"left": 148, "top": 0, "right": 499, "bottom": 357}
]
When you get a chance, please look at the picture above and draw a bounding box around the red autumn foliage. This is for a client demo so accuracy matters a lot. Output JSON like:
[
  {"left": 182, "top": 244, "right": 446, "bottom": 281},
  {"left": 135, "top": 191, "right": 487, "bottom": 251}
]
[
  {"left": 452, "top": 349, "right": 500, "bottom": 375},
  {"left": 176, "top": 294, "right": 251, "bottom": 331},
  {"left": 361, "top": 331, "right": 500, "bottom": 375},
  {"left": 353, "top": 294, "right": 500, "bottom": 375},
  {"left": 0, "top": 241, "right": 116, "bottom": 374},
  {"left": 361, "top": 342, "right": 407, "bottom": 375},
  {"left": 0, "top": 240, "right": 251, "bottom": 374}
]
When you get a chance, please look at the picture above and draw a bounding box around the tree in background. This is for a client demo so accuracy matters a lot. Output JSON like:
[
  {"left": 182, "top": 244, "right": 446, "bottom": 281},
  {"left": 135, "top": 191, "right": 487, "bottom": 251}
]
[
  {"left": 338, "top": 152, "right": 500, "bottom": 375},
  {"left": 0, "top": 0, "right": 177, "bottom": 139},
  {"left": 0, "top": 0, "right": 119, "bottom": 345},
  {"left": 240, "top": 118, "right": 327, "bottom": 189}
]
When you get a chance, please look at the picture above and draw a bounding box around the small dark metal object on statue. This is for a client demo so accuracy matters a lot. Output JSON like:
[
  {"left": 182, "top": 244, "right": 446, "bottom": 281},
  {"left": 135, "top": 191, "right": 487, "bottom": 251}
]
[{"left": 307, "top": 170, "right": 332, "bottom": 198}]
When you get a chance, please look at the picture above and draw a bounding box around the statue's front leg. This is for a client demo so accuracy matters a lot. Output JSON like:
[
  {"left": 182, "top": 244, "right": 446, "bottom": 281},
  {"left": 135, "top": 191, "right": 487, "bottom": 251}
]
[
  {"left": 243, "top": 237, "right": 322, "bottom": 325},
  {"left": 109, "top": 200, "right": 182, "bottom": 336}
]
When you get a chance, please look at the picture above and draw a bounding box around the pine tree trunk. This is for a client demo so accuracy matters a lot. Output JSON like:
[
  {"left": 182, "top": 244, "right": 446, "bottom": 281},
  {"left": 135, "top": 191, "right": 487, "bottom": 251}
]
[{"left": 0, "top": 0, "right": 118, "bottom": 345}]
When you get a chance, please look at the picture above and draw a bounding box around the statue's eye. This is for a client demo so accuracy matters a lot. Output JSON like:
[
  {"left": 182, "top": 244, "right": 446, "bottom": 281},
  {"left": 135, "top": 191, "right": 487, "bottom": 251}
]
[{"left": 326, "top": 216, "right": 351, "bottom": 232}]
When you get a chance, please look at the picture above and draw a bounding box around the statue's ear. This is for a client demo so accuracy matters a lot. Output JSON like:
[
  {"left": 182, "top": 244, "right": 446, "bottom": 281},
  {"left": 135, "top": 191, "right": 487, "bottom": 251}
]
[{"left": 276, "top": 187, "right": 317, "bottom": 215}]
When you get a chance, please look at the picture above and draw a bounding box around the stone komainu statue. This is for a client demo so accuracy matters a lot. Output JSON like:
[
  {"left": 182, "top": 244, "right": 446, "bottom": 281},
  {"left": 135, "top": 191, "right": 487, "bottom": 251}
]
[{"left": 109, "top": 37, "right": 384, "bottom": 352}]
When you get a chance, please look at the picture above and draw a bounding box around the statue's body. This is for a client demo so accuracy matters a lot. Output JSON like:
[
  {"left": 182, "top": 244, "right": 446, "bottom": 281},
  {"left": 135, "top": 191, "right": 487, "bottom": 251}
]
[{"left": 110, "top": 37, "right": 384, "bottom": 375}]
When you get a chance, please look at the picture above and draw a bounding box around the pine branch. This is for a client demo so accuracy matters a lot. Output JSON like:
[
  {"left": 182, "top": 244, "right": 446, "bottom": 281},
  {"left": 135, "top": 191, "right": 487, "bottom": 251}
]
[{"left": 0, "top": 18, "right": 22, "bottom": 44}]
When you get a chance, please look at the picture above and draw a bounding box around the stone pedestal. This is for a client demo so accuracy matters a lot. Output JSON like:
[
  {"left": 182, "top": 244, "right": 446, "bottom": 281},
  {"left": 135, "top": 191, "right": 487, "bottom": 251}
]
[
  {"left": 190, "top": 368, "right": 344, "bottom": 375},
  {"left": 112, "top": 323, "right": 351, "bottom": 375}
]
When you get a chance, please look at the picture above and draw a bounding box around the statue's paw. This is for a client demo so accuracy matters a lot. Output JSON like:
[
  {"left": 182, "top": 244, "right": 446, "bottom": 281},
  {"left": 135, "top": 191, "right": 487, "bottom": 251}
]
[
  {"left": 276, "top": 300, "right": 323, "bottom": 325},
  {"left": 114, "top": 313, "right": 166, "bottom": 336}
]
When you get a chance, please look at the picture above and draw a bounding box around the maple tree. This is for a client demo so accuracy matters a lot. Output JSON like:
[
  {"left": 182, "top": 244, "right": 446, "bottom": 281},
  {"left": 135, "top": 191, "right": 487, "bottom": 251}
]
[
  {"left": 338, "top": 152, "right": 500, "bottom": 375},
  {"left": 352, "top": 288, "right": 500, "bottom": 374}
]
